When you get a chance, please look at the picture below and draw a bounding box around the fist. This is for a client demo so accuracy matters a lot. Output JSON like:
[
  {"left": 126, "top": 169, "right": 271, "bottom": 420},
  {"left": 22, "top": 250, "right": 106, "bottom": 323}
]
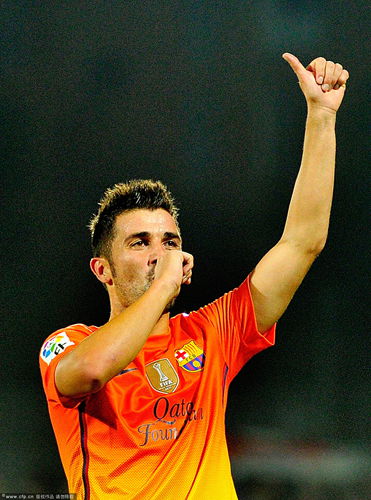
[{"left": 154, "top": 250, "right": 194, "bottom": 298}]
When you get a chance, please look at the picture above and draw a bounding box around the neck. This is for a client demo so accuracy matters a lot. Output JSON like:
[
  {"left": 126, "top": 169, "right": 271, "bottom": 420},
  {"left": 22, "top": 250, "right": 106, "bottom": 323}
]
[
  {"left": 108, "top": 295, "right": 171, "bottom": 337},
  {"left": 148, "top": 312, "right": 171, "bottom": 336}
]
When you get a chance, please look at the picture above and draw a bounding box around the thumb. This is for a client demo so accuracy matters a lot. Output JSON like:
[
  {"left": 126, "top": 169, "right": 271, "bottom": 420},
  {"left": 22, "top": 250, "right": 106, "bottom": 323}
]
[{"left": 282, "top": 52, "right": 306, "bottom": 79}]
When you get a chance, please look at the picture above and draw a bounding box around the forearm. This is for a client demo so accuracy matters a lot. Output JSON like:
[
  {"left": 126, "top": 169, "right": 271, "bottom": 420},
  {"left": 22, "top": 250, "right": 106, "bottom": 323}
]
[
  {"left": 280, "top": 106, "right": 337, "bottom": 253},
  {"left": 55, "top": 280, "right": 174, "bottom": 397}
]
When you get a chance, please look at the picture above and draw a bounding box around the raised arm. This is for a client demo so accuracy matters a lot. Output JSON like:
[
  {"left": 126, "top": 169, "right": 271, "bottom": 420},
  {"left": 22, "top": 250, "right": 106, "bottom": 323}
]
[{"left": 250, "top": 53, "right": 349, "bottom": 333}]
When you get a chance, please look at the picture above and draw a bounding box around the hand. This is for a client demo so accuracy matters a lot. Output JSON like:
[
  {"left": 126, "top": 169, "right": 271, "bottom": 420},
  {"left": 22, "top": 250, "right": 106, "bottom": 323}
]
[
  {"left": 181, "top": 251, "right": 193, "bottom": 285},
  {"left": 153, "top": 250, "right": 194, "bottom": 298},
  {"left": 282, "top": 53, "right": 349, "bottom": 113}
]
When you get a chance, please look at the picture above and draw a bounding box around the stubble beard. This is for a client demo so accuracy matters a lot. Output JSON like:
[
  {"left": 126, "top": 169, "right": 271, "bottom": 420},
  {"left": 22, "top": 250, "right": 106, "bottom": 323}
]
[{"left": 114, "top": 270, "right": 176, "bottom": 313}]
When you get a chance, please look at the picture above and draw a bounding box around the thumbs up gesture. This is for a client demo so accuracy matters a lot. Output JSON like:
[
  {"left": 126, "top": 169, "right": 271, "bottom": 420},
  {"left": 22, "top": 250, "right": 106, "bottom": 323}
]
[{"left": 282, "top": 53, "right": 349, "bottom": 113}]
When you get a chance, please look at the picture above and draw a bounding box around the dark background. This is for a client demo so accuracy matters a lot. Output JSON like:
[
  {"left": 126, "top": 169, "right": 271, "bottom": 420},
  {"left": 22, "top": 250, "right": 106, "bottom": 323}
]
[{"left": 1, "top": 1, "right": 369, "bottom": 498}]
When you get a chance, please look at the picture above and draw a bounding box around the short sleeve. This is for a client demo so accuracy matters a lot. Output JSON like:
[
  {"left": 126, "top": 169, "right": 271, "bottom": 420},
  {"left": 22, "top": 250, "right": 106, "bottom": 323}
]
[
  {"left": 39, "top": 324, "right": 92, "bottom": 408},
  {"left": 196, "top": 274, "right": 275, "bottom": 379}
]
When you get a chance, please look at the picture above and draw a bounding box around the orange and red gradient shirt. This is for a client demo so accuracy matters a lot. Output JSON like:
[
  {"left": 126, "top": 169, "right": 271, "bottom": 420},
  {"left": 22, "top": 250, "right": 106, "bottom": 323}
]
[{"left": 40, "top": 276, "right": 275, "bottom": 499}]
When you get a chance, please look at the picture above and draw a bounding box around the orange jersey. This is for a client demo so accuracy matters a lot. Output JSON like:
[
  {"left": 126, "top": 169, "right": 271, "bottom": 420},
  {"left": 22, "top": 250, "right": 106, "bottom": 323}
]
[{"left": 40, "top": 277, "right": 275, "bottom": 499}]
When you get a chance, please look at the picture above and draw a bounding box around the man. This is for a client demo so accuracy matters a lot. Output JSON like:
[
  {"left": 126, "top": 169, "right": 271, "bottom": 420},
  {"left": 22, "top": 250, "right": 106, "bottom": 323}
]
[{"left": 40, "top": 53, "right": 349, "bottom": 499}]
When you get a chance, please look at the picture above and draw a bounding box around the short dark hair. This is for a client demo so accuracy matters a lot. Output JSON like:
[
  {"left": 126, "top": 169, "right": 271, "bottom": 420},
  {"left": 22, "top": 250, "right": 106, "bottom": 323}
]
[{"left": 89, "top": 179, "right": 179, "bottom": 260}]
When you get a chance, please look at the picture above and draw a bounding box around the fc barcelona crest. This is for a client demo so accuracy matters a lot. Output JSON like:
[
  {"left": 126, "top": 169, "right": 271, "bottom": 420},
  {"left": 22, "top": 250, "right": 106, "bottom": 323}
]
[
  {"left": 145, "top": 358, "right": 179, "bottom": 394},
  {"left": 174, "top": 341, "right": 205, "bottom": 372}
]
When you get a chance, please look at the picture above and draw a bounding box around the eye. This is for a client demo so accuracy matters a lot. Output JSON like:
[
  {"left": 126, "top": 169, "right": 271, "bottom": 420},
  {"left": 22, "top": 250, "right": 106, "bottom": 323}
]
[
  {"left": 164, "top": 240, "right": 180, "bottom": 248},
  {"left": 130, "top": 240, "right": 147, "bottom": 247}
]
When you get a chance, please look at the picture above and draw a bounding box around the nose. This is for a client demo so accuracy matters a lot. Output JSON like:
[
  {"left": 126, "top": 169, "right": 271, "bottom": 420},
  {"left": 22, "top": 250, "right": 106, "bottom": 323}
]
[{"left": 148, "top": 241, "right": 166, "bottom": 266}]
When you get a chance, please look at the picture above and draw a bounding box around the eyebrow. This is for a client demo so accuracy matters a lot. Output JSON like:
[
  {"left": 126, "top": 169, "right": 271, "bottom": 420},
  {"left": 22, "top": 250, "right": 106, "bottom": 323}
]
[
  {"left": 124, "top": 231, "right": 182, "bottom": 243},
  {"left": 164, "top": 232, "right": 181, "bottom": 241}
]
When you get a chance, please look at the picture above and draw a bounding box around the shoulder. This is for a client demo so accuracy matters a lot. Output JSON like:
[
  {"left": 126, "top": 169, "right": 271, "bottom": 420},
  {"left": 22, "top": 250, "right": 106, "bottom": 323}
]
[
  {"left": 179, "top": 277, "right": 251, "bottom": 318},
  {"left": 39, "top": 323, "right": 97, "bottom": 366},
  {"left": 41, "top": 323, "right": 96, "bottom": 344}
]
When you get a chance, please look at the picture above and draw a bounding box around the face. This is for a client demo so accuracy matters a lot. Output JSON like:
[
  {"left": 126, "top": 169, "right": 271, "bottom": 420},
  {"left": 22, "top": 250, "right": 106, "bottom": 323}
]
[{"left": 108, "top": 208, "right": 181, "bottom": 310}]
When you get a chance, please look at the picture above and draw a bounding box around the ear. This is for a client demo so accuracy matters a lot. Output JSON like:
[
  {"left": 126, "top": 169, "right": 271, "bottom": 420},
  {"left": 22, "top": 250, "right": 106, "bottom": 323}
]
[{"left": 90, "top": 257, "right": 113, "bottom": 286}]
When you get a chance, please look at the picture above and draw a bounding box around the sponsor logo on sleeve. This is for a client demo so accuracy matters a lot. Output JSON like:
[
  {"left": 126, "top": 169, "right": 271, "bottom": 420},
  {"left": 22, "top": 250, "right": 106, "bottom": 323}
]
[
  {"left": 175, "top": 341, "right": 205, "bottom": 372},
  {"left": 41, "top": 332, "right": 75, "bottom": 365}
]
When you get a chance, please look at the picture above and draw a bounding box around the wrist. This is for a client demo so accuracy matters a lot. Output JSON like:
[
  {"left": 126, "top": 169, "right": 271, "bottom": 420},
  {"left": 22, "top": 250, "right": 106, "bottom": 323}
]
[
  {"left": 306, "top": 104, "right": 337, "bottom": 122},
  {"left": 150, "top": 277, "right": 179, "bottom": 302}
]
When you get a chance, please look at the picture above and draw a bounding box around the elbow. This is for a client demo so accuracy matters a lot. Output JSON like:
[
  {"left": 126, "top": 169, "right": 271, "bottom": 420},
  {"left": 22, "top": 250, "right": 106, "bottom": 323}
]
[
  {"left": 56, "top": 356, "right": 107, "bottom": 398},
  {"left": 293, "top": 232, "right": 329, "bottom": 257},
  {"left": 79, "top": 364, "right": 106, "bottom": 394},
  {"left": 301, "top": 242, "right": 326, "bottom": 261},
  {"left": 281, "top": 233, "right": 328, "bottom": 257},
  {"left": 74, "top": 358, "right": 111, "bottom": 395},
  {"left": 310, "top": 235, "right": 328, "bottom": 256}
]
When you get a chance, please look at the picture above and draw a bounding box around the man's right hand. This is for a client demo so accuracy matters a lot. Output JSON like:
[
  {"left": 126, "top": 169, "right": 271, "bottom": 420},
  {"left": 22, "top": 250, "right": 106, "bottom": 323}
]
[{"left": 153, "top": 250, "right": 194, "bottom": 300}]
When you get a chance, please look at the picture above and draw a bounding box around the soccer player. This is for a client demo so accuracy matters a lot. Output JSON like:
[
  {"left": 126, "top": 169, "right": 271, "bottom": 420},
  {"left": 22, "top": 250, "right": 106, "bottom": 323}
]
[{"left": 40, "top": 53, "right": 349, "bottom": 499}]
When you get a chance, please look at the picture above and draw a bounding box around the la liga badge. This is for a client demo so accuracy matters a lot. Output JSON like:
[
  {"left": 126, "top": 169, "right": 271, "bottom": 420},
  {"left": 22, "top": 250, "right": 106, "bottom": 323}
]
[
  {"left": 175, "top": 341, "right": 205, "bottom": 372},
  {"left": 41, "top": 332, "right": 74, "bottom": 365}
]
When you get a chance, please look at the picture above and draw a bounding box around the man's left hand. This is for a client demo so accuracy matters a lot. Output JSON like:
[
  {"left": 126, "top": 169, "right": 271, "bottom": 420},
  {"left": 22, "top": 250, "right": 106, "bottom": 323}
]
[{"left": 282, "top": 53, "right": 349, "bottom": 113}]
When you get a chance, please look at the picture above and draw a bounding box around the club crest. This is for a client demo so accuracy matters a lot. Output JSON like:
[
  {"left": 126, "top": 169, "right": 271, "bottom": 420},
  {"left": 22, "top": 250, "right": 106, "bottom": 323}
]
[
  {"left": 145, "top": 358, "right": 179, "bottom": 394},
  {"left": 175, "top": 341, "right": 205, "bottom": 372}
]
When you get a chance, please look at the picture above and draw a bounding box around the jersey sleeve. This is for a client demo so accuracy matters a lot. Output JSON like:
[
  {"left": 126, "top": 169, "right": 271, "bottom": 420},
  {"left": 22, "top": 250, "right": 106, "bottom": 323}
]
[
  {"left": 196, "top": 274, "right": 275, "bottom": 380},
  {"left": 39, "top": 324, "right": 92, "bottom": 408}
]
